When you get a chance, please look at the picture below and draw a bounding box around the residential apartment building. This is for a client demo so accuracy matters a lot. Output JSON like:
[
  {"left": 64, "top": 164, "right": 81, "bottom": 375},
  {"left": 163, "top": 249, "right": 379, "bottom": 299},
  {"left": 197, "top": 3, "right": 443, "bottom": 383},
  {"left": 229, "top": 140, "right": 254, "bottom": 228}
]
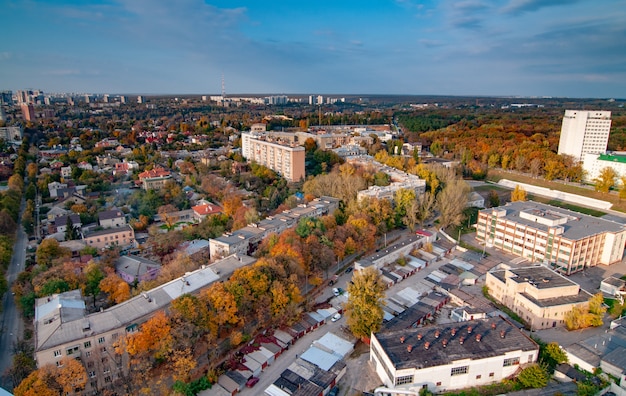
[
  {"left": 370, "top": 317, "right": 539, "bottom": 393},
  {"left": 241, "top": 132, "right": 305, "bottom": 182},
  {"left": 83, "top": 225, "right": 135, "bottom": 250},
  {"left": 476, "top": 201, "right": 626, "bottom": 275},
  {"left": 138, "top": 167, "right": 172, "bottom": 191},
  {"left": 34, "top": 254, "right": 256, "bottom": 394},
  {"left": 485, "top": 266, "right": 590, "bottom": 329},
  {"left": 209, "top": 196, "right": 339, "bottom": 258},
  {"left": 0, "top": 126, "right": 23, "bottom": 145},
  {"left": 558, "top": 110, "right": 612, "bottom": 162},
  {"left": 114, "top": 255, "right": 161, "bottom": 284}
]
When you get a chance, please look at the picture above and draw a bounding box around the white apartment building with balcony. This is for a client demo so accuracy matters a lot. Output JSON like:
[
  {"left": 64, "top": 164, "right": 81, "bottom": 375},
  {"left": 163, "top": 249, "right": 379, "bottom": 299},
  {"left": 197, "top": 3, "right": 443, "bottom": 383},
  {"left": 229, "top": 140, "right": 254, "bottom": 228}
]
[{"left": 241, "top": 132, "right": 305, "bottom": 182}]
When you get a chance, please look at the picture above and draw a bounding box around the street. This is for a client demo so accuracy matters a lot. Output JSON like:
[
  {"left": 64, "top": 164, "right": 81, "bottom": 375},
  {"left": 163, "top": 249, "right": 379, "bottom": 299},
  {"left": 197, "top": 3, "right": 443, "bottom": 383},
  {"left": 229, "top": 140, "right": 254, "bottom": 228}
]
[{"left": 0, "top": 199, "right": 27, "bottom": 390}]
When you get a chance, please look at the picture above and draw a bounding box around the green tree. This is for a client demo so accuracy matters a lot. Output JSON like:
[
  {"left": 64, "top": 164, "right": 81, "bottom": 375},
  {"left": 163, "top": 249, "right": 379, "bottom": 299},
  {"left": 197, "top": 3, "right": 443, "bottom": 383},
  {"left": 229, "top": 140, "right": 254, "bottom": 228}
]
[
  {"left": 83, "top": 263, "right": 104, "bottom": 307},
  {"left": 64, "top": 216, "right": 79, "bottom": 241},
  {"left": 517, "top": 364, "right": 548, "bottom": 388},
  {"left": 35, "top": 239, "right": 71, "bottom": 267},
  {"left": 541, "top": 342, "right": 568, "bottom": 371},
  {"left": 345, "top": 267, "right": 386, "bottom": 341}
]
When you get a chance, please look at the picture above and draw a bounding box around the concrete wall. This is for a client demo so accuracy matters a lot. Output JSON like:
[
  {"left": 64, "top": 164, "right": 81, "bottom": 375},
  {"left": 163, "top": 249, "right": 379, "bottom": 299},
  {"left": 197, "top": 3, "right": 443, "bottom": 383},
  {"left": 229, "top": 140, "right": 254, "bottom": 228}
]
[{"left": 497, "top": 179, "right": 612, "bottom": 210}]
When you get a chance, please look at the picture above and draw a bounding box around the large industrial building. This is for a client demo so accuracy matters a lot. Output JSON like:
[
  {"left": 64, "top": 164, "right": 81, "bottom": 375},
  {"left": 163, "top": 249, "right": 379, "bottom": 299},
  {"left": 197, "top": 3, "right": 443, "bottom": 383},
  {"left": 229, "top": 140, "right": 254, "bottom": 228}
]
[
  {"left": 370, "top": 316, "right": 539, "bottom": 393},
  {"left": 476, "top": 201, "right": 626, "bottom": 275}
]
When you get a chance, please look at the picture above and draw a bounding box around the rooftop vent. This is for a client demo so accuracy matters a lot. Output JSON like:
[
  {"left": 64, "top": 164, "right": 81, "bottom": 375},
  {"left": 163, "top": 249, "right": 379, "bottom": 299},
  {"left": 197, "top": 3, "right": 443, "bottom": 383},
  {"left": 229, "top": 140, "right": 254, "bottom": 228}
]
[
  {"left": 460, "top": 336, "right": 465, "bottom": 345},
  {"left": 451, "top": 328, "right": 457, "bottom": 337},
  {"left": 434, "top": 330, "right": 440, "bottom": 339},
  {"left": 500, "top": 330, "right": 506, "bottom": 339},
  {"left": 424, "top": 342, "right": 430, "bottom": 350},
  {"left": 407, "top": 345, "right": 413, "bottom": 353},
  {"left": 467, "top": 326, "right": 473, "bottom": 334},
  {"left": 400, "top": 336, "right": 405, "bottom": 344},
  {"left": 491, "top": 322, "right": 497, "bottom": 330},
  {"left": 442, "top": 339, "right": 448, "bottom": 348},
  {"left": 475, "top": 334, "right": 482, "bottom": 342},
  {"left": 417, "top": 333, "right": 423, "bottom": 341}
]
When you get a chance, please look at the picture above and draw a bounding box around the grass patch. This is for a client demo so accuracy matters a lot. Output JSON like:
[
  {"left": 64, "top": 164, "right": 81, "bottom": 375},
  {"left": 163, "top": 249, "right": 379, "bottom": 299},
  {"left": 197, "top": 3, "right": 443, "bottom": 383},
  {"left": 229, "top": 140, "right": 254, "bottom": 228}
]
[
  {"left": 526, "top": 195, "right": 607, "bottom": 217},
  {"left": 487, "top": 169, "right": 626, "bottom": 213},
  {"left": 443, "top": 379, "right": 523, "bottom": 396},
  {"left": 472, "top": 185, "right": 508, "bottom": 192}
]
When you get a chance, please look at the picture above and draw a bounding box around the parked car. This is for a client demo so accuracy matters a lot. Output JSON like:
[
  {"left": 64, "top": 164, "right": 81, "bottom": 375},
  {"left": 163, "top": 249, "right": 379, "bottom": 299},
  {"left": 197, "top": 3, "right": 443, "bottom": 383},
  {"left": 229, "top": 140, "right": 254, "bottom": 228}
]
[
  {"left": 246, "top": 377, "right": 259, "bottom": 387},
  {"left": 331, "top": 313, "right": 342, "bottom": 322},
  {"left": 345, "top": 267, "right": 353, "bottom": 274},
  {"left": 332, "top": 288, "right": 340, "bottom": 296}
]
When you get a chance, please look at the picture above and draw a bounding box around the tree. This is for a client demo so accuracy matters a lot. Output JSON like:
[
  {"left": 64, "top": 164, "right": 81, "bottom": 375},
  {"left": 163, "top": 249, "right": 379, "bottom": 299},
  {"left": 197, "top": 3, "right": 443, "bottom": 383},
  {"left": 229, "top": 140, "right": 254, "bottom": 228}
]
[
  {"left": 35, "top": 239, "right": 71, "bottom": 267},
  {"left": 126, "top": 310, "right": 173, "bottom": 360},
  {"left": 436, "top": 179, "right": 470, "bottom": 230},
  {"left": 14, "top": 368, "right": 58, "bottom": 396},
  {"left": 83, "top": 263, "right": 104, "bottom": 306},
  {"left": 619, "top": 176, "right": 626, "bottom": 200},
  {"left": 594, "top": 167, "right": 616, "bottom": 193},
  {"left": 564, "top": 294, "right": 605, "bottom": 330},
  {"left": 56, "top": 357, "right": 88, "bottom": 395},
  {"left": 99, "top": 272, "right": 131, "bottom": 304},
  {"left": 488, "top": 190, "right": 500, "bottom": 207},
  {"left": 517, "top": 364, "right": 548, "bottom": 388},
  {"left": 542, "top": 342, "right": 568, "bottom": 371},
  {"left": 510, "top": 185, "right": 527, "bottom": 202},
  {"left": 64, "top": 216, "right": 79, "bottom": 241},
  {"left": 345, "top": 267, "right": 386, "bottom": 341}
]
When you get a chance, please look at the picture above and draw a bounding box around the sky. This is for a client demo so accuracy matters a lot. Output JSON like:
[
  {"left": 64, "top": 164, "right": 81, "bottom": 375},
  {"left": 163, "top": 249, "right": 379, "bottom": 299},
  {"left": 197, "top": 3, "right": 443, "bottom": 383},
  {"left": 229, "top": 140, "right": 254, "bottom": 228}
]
[{"left": 1, "top": 0, "right": 625, "bottom": 98}]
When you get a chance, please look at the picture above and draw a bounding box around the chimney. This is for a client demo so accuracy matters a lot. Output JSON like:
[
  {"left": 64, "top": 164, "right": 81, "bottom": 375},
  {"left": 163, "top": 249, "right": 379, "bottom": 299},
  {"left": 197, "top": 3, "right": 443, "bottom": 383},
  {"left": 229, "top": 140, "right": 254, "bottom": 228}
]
[
  {"left": 400, "top": 336, "right": 405, "bottom": 344},
  {"left": 451, "top": 328, "right": 457, "bottom": 337},
  {"left": 467, "top": 326, "right": 473, "bottom": 334},
  {"left": 417, "top": 333, "right": 423, "bottom": 341},
  {"left": 434, "top": 330, "right": 440, "bottom": 339},
  {"left": 500, "top": 330, "right": 506, "bottom": 338},
  {"left": 476, "top": 334, "right": 482, "bottom": 342},
  {"left": 491, "top": 322, "right": 497, "bottom": 330},
  {"left": 407, "top": 345, "right": 413, "bottom": 353},
  {"left": 442, "top": 339, "right": 448, "bottom": 348},
  {"left": 424, "top": 342, "right": 430, "bottom": 350},
  {"left": 460, "top": 336, "right": 465, "bottom": 344}
]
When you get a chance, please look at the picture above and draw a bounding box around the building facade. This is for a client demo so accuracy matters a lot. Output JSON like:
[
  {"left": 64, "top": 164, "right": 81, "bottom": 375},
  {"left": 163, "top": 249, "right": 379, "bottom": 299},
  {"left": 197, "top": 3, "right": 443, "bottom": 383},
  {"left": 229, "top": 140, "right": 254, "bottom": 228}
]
[
  {"left": 370, "top": 317, "right": 539, "bottom": 393},
  {"left": 34, "top": 255, "right": 256, "bottom": 394},
  {"left": 558, "top": 110, "right": 612, "bottom": 162},
  {"left": 583, "top": 153, "right": 626, "bottom": 185},
  {"left": 241, "top": 132, "right": 305, "bottom": 182},
  {"left": 485, "top": 266, "right": 590, "bottom": 329},
  {"left": 476, "top": 201, "right": 626, "bottom": 275},
  {"left": 83, "top": 225, "right": 135, "bottom": 250}
]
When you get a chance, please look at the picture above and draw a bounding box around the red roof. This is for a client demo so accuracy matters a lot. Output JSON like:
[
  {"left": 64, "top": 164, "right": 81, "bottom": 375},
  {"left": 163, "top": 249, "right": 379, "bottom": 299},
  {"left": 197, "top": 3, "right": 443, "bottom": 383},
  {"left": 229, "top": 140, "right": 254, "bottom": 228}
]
[
  {"left": 192, "top": 203, "right": 222, "bottom": 216},
  {"left": 138, "top": 167, "right": 171, "bottom": 180}
]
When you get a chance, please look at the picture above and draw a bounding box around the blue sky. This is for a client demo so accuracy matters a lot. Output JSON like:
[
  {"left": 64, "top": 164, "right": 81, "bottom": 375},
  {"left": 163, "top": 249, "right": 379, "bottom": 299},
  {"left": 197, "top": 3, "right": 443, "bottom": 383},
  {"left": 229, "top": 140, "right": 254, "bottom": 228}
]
[{"left": 1, "top": 0, "right": 625, "bottom": 97}]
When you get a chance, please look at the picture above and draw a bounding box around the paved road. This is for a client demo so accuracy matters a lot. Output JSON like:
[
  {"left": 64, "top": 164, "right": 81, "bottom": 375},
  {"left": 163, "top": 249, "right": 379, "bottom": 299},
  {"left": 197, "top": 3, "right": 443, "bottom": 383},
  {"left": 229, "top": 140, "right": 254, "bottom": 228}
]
[
  {"left": 0, "top": 200, "right": 27, "bottom": 390},
  {"left": 237, "top": 316, "right": 346, "bottom": 396}
]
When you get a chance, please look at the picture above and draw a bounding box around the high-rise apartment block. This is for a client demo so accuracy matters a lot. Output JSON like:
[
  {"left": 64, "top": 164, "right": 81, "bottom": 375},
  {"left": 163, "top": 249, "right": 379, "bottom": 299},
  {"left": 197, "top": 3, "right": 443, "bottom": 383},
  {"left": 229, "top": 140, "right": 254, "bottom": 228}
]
[
  {"left": 558, "top": 110, "right": 612, "bottom": 162},
  {"left": 241, "top": 132, "right": 305, "bottom": 182}
]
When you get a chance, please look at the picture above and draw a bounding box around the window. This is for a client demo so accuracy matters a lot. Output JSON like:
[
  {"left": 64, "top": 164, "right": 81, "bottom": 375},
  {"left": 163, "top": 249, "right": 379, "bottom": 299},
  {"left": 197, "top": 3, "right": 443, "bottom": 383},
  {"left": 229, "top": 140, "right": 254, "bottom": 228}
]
[
  {"left": 503, "top": 357, "right": 520, "bottom": 367},
  {"left": 53, "top": 350, "right": 62, "bottom": 357},
  {"left": 100, "top": 347, "right": 107, "bottom": 352},
  {"left": 87, "top": 362, "right": 94, "bottom": 368},
  {"left": 112, "top": 333, "right": 118, "bottom": 340},
  {"left": 98, "top": 337, "right": 105, "bottom": 344},
  {"left": 84, "top": 341, "right": 92, "bottom": 348},
  {"left": 489, "top": 372, "right": 494, "bottom": 377},
  {"left": 101, "top": 357, "right": 108, "bottom": 363},
  {"left": 476, "top": 375, "right": 482, "bottom": 379},
  {"left": 436, "top": 382, "right": 442, "bottom": 386},
  {"left": 104, "top": 376, "right": 112, "bottom": 383},
  {"left": 396, "top": 375, "right": 414, "bottom": 386},
  {"left": 528, "top": 355, "right": 534, "bottom": 363},
  {"left": 89, "top": 371, "right": 96, "bottom": 378},
  {"left": 85, "top": 351, "right": 91, "bottom": 358},
  {"left": 451, "top": 366, "right": 469, "bottom": 376},
  {"left": 90, "top": 381, "right": 97, "bottom": 388}
]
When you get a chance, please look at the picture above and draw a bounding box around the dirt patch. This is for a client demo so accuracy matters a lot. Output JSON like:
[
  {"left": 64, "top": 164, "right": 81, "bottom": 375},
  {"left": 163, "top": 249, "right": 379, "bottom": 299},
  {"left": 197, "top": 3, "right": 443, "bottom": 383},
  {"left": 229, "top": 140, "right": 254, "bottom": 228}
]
[{"left": 337, "top": 341, "right": 382, "bottom": 396}]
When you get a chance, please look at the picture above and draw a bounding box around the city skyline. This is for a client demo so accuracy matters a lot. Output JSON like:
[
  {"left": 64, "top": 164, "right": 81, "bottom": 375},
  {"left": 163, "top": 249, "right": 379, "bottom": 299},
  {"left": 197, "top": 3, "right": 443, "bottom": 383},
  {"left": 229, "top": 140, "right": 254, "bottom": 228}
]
[{"left": 1, "top": 0, "right": 625, "bottom": 98}]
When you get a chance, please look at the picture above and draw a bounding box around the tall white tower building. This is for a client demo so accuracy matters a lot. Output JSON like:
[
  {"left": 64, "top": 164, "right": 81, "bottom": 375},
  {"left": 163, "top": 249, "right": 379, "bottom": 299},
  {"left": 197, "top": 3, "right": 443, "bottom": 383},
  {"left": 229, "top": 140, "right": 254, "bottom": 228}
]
[{"left": 558, "top": 110, "right": 612, "bottom": 162}]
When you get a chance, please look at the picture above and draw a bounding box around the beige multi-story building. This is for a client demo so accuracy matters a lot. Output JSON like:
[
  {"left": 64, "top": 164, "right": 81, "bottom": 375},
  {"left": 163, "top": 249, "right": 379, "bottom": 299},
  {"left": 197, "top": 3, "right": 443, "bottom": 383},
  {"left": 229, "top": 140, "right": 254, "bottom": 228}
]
[
  {"left": 485, "top": 266, "right": 590, "bottom": 329},
  {"left": 241, "top": 132, "right": 305, "bottom": 182},
  {"left": 476, "top": 201, "right": 626, "bottom": 275},
  {"left": 83, "top": 225, "right": 135, "bottom": 250},
  {"left": 34, "top": 254, "right": 256, "bottom": 394},
  {"left": 558, "top": 110, "right": 612, "bottom": 162}
]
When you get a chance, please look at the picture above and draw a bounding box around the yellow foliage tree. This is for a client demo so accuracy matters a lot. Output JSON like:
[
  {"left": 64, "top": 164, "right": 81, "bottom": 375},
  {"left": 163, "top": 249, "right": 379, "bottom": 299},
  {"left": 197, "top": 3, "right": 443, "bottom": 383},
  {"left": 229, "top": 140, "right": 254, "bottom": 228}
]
[
  {"left": 510, "top": 185, "right": 527, "bottom": 202},
  {"left": 56, "top": 357, "right": 88, "bottom": 395},
  {"left": 99, "top": 273, "right": 131, "bottom": 304},
  {"left": 126, "top": 311, "right": 173, "bottom": 360}
]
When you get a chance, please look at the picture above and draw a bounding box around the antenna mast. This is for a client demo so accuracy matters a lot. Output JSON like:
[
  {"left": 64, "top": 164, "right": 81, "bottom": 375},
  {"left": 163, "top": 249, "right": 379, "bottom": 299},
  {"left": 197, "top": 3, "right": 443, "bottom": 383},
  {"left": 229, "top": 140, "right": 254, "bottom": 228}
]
[{"left": 221, "top": 73, "right": 226, "bottom": 99}]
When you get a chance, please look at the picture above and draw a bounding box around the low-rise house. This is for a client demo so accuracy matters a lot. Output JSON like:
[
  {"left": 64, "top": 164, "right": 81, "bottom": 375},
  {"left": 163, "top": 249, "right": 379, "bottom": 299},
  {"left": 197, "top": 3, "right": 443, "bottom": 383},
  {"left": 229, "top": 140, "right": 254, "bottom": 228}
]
[
  {"left": 370, "top": 317, "right": 539, "bottom": 393},
  {"left": 48, "top": 181, "right": 68, "bottom": 198},
  {"left": 485, "top": 265, "right": 590, "bottom": 330},
  {"left": 115, "top": 255, "right": 161, "bottom": 284},
  {"left": 54, "top": 214, "right": 82, "bottom": 234},
  {"left": 192, "top": 202, "right": 222, "bottom": 221},
  {"left": 138, "top": 167, "right": 172, "bottom": 191},
  {"left": 98, "top": 208, "right": 126, "bottom": 229},
  {"left": 83, "top": 225, "right": 135, "bottom": 250}
]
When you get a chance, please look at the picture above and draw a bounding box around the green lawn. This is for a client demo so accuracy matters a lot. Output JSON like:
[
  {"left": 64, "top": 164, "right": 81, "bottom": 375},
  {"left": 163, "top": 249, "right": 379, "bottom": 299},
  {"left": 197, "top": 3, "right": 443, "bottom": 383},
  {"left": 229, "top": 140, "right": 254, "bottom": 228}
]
[{"left": 526, "top": 194, "right": 607, "bottom": 217}]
